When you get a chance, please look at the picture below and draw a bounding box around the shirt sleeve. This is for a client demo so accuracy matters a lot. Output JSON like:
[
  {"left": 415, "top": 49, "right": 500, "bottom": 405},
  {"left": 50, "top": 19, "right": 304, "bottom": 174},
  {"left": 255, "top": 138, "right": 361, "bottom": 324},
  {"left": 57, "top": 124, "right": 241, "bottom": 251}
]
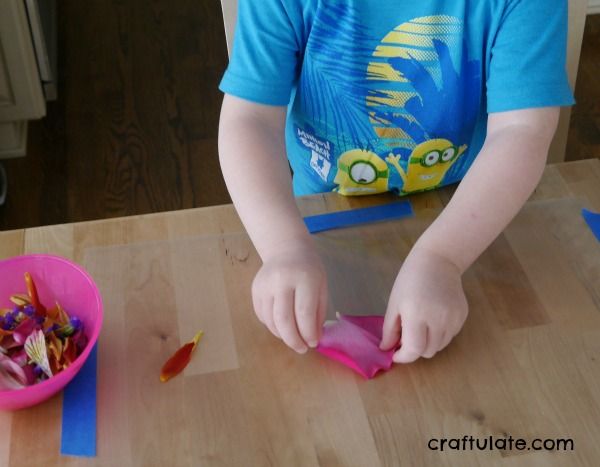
[
  {"left": 486, "top": 0, "right": 575, "bottom": 113},
  {"left": 219, "top": 0, "right": 302, "bottom": 106}
]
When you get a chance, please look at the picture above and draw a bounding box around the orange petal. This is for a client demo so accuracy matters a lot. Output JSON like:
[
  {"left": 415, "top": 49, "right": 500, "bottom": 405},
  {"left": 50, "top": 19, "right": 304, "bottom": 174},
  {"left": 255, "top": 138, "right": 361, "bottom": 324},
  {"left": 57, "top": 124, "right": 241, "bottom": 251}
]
[
  {"left": 56, "top": 302, "right": 70, "bottom": 325},
  {"left": 9, "top": 294, "right": 30, "bottom": 307},
  {"left": 49, "top": 356, "right": 62, "bottom": 374},
  {"left": 62, "top": 337, "right": 78, "bottom": 366},
  {"left": 47, "top": 304, "right": 60, "bottom": 321},
  {"left": 24, "top": 272, "right": 47, "bottom": 317},
  {"left": 160, "top": 331, "right": 203, "bottom": 383},
  {"left": 47, "top": 332, "right": 63, "bottom": 362}
]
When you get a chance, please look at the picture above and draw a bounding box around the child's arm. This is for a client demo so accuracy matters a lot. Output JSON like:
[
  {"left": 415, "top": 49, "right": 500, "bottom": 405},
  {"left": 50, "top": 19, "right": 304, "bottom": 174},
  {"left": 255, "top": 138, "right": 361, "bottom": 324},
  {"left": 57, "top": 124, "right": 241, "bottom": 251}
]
[
  {"left": 219, "top": 94, "right": 327, "bottom": 353},
  {"left": 380, "top": 107, "right": 560, "bottom": 362}
]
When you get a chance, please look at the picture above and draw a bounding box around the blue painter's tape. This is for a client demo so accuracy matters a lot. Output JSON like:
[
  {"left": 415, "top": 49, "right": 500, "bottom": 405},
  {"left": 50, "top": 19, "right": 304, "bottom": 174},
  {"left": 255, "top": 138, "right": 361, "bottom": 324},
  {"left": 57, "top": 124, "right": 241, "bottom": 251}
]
[
  {"left": 304, "top": 200, "right": 413, "bottom": 233},
  {"left": 61, "top": 344, "right": 98, "bottom": 457},
  {"left": 582, "top": 208, "right": 600, "bottom": 241}
]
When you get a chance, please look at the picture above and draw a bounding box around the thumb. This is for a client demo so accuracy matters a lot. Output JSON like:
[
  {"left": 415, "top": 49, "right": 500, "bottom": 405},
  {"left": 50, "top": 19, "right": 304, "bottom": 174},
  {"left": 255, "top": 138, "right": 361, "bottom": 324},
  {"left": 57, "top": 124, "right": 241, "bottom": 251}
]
[{"left": 380, "top": 309, "right": 401, "bottom": 351}]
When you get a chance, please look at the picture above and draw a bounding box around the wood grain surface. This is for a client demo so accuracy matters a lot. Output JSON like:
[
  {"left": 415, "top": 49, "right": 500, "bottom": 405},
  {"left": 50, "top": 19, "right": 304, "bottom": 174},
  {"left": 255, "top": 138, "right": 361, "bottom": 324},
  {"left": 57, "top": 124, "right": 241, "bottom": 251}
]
[{"left": 0, "top": 159, "right": 599, "bottom": 466}]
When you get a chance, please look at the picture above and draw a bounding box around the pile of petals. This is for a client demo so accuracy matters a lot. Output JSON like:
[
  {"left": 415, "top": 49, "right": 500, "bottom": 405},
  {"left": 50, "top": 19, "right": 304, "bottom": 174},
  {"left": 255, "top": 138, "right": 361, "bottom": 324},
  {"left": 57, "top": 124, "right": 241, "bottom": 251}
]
[{"left": 0, "top": 272, "right": 87, "bottom": 391}]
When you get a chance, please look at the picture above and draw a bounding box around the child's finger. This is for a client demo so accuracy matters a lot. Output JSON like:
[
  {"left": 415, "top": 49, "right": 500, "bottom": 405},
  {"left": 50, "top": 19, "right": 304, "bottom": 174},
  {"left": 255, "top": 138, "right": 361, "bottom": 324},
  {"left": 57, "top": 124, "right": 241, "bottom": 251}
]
[
  {"left": 273, "top": 289, "right": 307, "bottom": 353},
  {"left": 393, "top": 320, "right": 427, "bottom": 363},
  {"left": 423, "top": 326, "right": 442, "bottom": 358},
  {"left": 252, "top": 287, "right": 280, "bottom": 338},
  {"left": 261, "top": 297, "right": 280, "bottom": 339},
  {"left": 380, "top": 311, "right": 401, "bottom": 351},
  {"left": 294, "top": 280, "right": 320, "bottom": 348},
  {"left": 438, "top": 330, "right": 453, "bottom": 352},
  {"left": 315, "top": 281, "right": 328, "bottom": 343}
]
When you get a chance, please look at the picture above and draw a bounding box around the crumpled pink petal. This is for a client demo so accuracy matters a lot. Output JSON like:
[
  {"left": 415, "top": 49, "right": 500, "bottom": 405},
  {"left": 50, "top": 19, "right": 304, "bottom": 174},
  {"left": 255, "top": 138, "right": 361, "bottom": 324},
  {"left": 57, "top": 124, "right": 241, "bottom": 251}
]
[
  {"left": 0, "top": 353, "right": 27, "bottom": 390},
  {"left": 316, "top": 314, "right": 395, "bottom": 379}
]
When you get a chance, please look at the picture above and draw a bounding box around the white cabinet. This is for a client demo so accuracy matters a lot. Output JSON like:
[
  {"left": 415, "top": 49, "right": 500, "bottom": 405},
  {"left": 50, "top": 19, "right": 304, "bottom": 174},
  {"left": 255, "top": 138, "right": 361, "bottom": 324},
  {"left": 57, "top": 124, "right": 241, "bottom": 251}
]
[{"left": 0, "top": 0, "right": 46, "bottom": 158}]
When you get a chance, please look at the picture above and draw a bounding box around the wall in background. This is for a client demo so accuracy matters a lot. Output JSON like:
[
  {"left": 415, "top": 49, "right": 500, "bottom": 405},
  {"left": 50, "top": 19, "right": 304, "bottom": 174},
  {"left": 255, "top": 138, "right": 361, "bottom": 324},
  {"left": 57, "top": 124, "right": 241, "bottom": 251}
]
[{"left": 590, "top": 0, "right": 600, "bottom": 15}]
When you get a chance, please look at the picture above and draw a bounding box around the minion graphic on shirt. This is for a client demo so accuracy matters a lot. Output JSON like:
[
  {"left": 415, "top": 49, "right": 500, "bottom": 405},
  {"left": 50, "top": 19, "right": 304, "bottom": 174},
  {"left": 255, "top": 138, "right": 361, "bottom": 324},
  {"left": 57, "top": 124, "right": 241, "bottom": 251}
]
[
  {"left": 386, "top": 139, "right": 467, "bottom": 194},
  {"left": 334, "top": 149, "right": 390, "bottom": 195},
  {"left": 297, "top": 8, "right": 481, "bottom": 195}
]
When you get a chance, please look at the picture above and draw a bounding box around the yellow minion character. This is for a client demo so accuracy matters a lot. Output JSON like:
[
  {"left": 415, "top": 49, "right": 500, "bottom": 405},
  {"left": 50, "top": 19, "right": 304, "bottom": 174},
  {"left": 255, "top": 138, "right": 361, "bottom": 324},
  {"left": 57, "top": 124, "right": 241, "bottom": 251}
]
[
  {"left": 334, "top": 149, "right": 390, "bottom": 196},
  {"left": 386, "top": 139, "right": 467, "bottom": 194}
]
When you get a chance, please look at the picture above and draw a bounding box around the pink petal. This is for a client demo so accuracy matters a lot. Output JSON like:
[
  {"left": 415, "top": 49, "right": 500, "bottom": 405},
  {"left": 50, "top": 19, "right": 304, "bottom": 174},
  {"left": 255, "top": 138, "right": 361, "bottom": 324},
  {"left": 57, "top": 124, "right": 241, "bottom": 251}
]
[
  {"left": 338, "top": 314, "right": 387, "bottom": 341},
  {"left": 22, "top": 364, "right": 37, "bottom": 385},
  {"left": 13, "top": 318, "right": 38, "bottom": 345},
  {"left": 0, "top": 336, "right": 21, "bottom": 350},
  {"left": 10, "top": 349, "right": 28, "bottom": 367},
  {"left": 317, "top": 314, "right": 395, "bottom": 379},
  {"left": 0, "top": 354, "right": 27, "bottom": 390}
]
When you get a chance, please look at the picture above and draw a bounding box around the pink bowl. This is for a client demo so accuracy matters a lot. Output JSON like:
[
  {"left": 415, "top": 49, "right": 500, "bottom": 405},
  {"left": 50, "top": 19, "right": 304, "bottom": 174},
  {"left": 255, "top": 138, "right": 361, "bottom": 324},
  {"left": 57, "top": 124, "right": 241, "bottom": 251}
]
[{"left": 0, "top": 254, "right": 102, "bottom": 410}]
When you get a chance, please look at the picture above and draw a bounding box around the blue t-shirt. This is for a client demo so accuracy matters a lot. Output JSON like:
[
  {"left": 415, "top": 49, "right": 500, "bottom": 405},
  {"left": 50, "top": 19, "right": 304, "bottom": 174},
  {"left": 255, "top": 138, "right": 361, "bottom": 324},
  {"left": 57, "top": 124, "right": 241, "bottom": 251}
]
[{"left": 220, "top": 0, "right": 574, "bottom": 196}]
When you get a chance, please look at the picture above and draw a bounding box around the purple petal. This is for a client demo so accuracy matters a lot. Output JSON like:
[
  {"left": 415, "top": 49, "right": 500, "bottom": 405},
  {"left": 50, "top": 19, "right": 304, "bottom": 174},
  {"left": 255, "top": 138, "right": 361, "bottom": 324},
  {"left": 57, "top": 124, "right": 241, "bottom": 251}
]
[
  {"left": 3, "top": 312, "right": 15, "bottom": 329},
  {"left": 70, "top": 316, "right": 83, "bottom": 330}
]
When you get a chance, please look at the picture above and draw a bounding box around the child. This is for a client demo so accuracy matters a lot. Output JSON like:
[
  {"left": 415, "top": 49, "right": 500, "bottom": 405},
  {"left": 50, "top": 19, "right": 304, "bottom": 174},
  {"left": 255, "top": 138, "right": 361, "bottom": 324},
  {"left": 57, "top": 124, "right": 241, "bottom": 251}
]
[{"left": 218, "top": 0, "right": 574, "bottom": 362}]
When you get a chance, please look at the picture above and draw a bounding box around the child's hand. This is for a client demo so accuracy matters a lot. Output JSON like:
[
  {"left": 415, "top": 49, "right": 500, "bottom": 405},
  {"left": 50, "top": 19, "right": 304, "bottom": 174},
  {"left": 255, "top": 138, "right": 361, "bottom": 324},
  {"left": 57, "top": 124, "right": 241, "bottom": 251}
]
[
  {"left": 380, "top": 247, "right": 468, "bottom": 363},
  {"left": 252, "top": 244, "right": 328, "bottom": 353}
]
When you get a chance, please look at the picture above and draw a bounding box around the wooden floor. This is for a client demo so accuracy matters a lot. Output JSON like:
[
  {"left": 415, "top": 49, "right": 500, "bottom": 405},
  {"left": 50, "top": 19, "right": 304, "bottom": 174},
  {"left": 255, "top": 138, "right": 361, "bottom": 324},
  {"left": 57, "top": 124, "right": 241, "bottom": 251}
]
[
  {"left": 567, "top": 13, "right": 600, "bottom": 162},
  {"left": 0, "top": 4, "right": 598, "bottom": 230},
  {"left": 0, "top": 0, "right": 231, "bottom": 230}
]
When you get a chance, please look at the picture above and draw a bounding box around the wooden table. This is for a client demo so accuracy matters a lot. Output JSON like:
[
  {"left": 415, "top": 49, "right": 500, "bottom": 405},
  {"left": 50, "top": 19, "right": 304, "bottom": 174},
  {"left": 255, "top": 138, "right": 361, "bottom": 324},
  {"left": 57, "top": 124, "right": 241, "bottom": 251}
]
[{"left": 1, "top": 160, "right": 600, "bottom": 467}]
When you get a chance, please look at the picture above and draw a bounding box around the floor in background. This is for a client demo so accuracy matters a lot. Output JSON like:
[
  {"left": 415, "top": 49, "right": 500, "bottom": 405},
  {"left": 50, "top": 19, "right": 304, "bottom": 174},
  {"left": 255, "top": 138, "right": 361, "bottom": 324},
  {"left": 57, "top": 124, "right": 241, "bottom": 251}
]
[
  {"left": 0, "top": 6, "right": 598, "bottom": 230},
  {"left": 567, "top": 14, "right": 600, "bottom": 162},
  {"left": 0, "top": 0, "right": 230, "bottom": 230}
]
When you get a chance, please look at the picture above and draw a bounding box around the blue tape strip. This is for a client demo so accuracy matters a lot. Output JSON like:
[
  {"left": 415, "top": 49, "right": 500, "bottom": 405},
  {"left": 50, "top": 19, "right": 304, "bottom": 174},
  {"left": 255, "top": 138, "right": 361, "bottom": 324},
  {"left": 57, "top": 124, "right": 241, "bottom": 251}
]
[
  {"left": 304, "top": 200, "right": 413, "bottom": 233},
  {"left": 61, "top": 344, "right": 97, "bottom": 457},
  {"left": 582, "top": 208, "right": 600, "bottom": 241}
]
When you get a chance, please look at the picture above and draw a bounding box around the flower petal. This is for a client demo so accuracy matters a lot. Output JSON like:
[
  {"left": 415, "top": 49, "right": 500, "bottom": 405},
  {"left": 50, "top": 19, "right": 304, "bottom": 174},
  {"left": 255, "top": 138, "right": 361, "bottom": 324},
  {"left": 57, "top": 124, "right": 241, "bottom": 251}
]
[
  {"left": 24, "top": 272, "right": 47, "bottom": 317},
  {"left": 13, "top": 318, "right": 38, "bottom": 345},
  {"left": 24, "top": 329, "right": 52, "bottom": 378},
  {"left": 0, "top": 354, "right": 27, "bottom": 390},
  {"left": 47, "top": 332, "right": 63, "bottom": 366},
  {"left": 10, "top": 348, "right": 28, "bottom": 367},
  {"left": 72, "top": 329, "right": 88, "bottom": 352},
  {"left": 160, "top": 331, "right": 203, "bottom": 383},
  {"left": 62, "top": 337, "right": 78, "bottom": 366},
  {"left": 9, "top": 294, "right": 30, "bottom": 307},
  {"left": 22, "top": 364, "right": 37, "bottom": 385},
  {"left": 0, "top": 335, "right": 21, "bottom": 350}
]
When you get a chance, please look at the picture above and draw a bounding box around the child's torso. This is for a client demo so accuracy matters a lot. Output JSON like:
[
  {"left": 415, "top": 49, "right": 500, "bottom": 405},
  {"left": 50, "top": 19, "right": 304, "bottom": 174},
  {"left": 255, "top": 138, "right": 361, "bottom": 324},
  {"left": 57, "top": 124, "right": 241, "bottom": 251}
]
[{"left": 285, "top": 0, "right": 506, "bottom": 196}]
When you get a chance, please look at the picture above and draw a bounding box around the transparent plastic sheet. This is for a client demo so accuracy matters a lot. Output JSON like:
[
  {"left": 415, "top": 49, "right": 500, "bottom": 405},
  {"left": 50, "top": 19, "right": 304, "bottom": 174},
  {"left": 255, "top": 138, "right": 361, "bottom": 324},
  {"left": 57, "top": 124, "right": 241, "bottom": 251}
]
[
  {"left": 81, "top": 235, "right": 245, "bottom": 465},
  {"left": 79, "top": 216, "right": 430, "bottom": 420},
  {"left": 313, "top": 215, "right": 429, "bottom": 319},
  {"left": 79, "top": 228, "right": 422, "bottom": 456},
  {"left": 311, "top": 215, "right": 432, "bottom": 378}
]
